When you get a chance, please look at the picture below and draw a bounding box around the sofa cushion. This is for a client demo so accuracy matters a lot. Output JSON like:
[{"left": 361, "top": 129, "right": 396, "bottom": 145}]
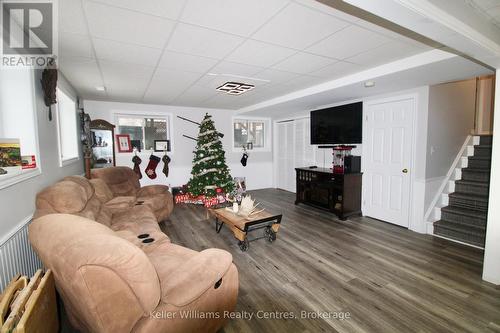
[
  {"left": 35, "top": 181, "right": 90, "bottom": 218},
  {"left": 110, "top": 205, "right": 163, "bottom": 235},
  {"left": 89, "top": 178, "right": 114, "bottom": 203},
  {"left": 91, "top": 167, "right": 140, "bottom": 197}
]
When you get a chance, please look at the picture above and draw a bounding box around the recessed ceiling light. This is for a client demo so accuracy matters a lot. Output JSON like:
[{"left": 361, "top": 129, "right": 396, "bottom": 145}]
[
  {"left": 95, "top": 86, "right": 106, "bottom": 91},
  {"left": 364, "top": 81, "right": 375, "bottom": 88},
  {"left": 216, "top": 82, "right": 255, "bottom": 95}
]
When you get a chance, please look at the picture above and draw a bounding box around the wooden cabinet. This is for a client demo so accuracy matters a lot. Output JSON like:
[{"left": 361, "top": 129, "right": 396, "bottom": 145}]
[{"left": 295, "top": 167, "right": 362, "bottom": 220}]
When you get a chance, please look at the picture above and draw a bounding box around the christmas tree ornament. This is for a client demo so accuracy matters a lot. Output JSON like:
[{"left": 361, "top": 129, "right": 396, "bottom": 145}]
[
  {"left": 162, "top": 154, "right": 171, "bottom": 178},
  {"left": 145, "top": 154, "right": 161, "bottom": 179},
  {"left": 132, "top": 154, "right": 142, "bottom": 179}
]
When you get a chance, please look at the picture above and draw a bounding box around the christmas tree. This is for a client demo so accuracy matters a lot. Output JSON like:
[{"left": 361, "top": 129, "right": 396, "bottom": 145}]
[{"left": 187, "top": 113, "right": 235, "bottom": 197}]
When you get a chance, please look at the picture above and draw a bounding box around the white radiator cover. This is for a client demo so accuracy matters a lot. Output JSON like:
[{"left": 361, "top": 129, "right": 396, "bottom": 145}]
[{"left": 0, "top": 217, "right": 43, "bottom": 291}]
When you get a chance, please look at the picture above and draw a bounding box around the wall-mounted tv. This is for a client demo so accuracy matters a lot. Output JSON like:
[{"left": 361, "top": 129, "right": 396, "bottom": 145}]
[{"left": 310, "top": 102, "right": 363, "bottom": 144}]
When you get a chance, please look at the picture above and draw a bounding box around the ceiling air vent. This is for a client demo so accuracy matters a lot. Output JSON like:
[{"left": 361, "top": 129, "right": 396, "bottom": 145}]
[{"left": 216, "top": 82, "right": 255, "bottom": 95}]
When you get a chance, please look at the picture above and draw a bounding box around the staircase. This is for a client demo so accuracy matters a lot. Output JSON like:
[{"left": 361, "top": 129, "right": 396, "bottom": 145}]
[{"left": 434, "top": 135, "right": 492, "bottom": 247}]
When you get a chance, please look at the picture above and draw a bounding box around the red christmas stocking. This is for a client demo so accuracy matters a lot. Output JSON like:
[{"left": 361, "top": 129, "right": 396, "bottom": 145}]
[
  {"left": 145, "top": 155, "right": 161, "bottom": 179},
  {"left": 132, "top": 155, "right": 142, "bottom": 179}
]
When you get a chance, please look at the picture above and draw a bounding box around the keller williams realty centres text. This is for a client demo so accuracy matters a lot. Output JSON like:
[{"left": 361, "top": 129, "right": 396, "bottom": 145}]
[{"left": 150, "top": 310, "right": 352, "bottom": 321}]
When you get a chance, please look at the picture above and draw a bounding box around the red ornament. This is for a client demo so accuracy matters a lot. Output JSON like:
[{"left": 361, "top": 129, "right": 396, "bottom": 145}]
[{"left": 216, "top": 187, "right": 222, "bottom": 193}]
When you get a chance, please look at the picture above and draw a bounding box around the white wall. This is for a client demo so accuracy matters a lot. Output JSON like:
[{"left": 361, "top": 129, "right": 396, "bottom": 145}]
[
  {"left": 426, "top": 79, "right": 476, "bottom": 179},
  {"left": 483, "top": 71, "right": 500, "bottom": 285},
  {"left": 0, "top": 71, "right": 83, "bottom": 242},
  {"left": 83, "top": 101, "right": 274, "bottom": 191}
]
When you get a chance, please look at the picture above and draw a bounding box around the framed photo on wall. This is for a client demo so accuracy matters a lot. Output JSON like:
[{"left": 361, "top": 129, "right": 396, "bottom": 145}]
[
  {"left": 154, "top": 140, "right": 171, "bottom": 152},
  {"left": 116, "top": 134, "right": 132, "bottom": 153}
]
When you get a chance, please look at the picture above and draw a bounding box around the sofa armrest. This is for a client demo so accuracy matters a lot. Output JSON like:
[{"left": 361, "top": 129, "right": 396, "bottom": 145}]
[
  {"left": 137, "top": 185, "right": 169, "bottom": 197},
  {"left": 161, "top": 249, "right": 233, "bottom": 307},
  {"left": 29, "top": 214, "right": 161, "bottom": 315}
]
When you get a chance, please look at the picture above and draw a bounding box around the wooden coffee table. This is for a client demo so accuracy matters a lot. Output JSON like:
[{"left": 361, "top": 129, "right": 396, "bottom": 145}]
[{"left": 208, "top": 208, "right": 282, "bottom": 252}]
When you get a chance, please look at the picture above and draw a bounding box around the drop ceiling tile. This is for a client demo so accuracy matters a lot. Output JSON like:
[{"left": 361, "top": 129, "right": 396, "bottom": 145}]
[
  {"left": 85, "top": 1, "right": 175, "bottom": 48},
  {"left": 471, "top": 0, "right": 500, "bottom": 10},
  {"left": 59, "top": 57, "right": 104, "bottom": 89},
  {"left": 172, "top": 84, "right": 219, "bottom": 105},
  {"left": 345, "top": 41, "right": 424, "bottom": 67},
  {"left": 99, "top": 60, "right": 155, "bottom": 98},
  {"left": 59, "top": 0, "right": 88, "bottom": 35},
  {"left": 167, "top": 23, "right": 244, "bottom": 59},
  {"left": 309, "top": 61, "right": 362, "bottom": 79},
  {"left": 143, "top": 68, "right": 202, "bottom": 104},
  {"left": 180, "top": 0, "right": 289, "bottom": 37},
  {"left": 89, "top": 0, "right": 186, "bottom": 20},
  {"left": 252, "top": 68, "right": 300, "bottom": 84},
  {"left": 252, "top": 2, "right": 350, "bottom": 50},
  {"left": 306, "top": 25, "right": 392, "bottom": 59},
  {"left": 293, "top": 0, "right": 361, "bottom": 23},
  {"left": 158, "top": 50, "right": 218, "bottom": 73},
  {"left": 106, "top": 82, "right": 148, "bottom": 103},
  {"left": 93, "top": 38, "right": 162, "bottom": 65},
  {"left": 225, "top": 39, "right": 296, "bottom": 67},
  {"left": 282, "top": 74, "right": 327, "bottom": 88},
  {"left": 272, "top": 52, "right": 335, "bottom": 74},
  {"left": 59, "top": 32, "right": 94, "bottom": 58},
  {"left": 242, "top": 83, "right": 293, "bottom": 100},
  {"left": 211, "top": 61, "right": 265, "bottom": 77},
  {"left": 203, "top": 94, "right": 250, "bottom": 110}
]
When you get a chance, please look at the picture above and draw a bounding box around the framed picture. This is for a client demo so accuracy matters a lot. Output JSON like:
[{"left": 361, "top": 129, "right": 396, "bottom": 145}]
[
  {"left": 0, "top": 139, "right": 22, "bottom": 167},
  {"left": 116, "top": 134, "right": 132, "bottom": 153},
  {"left": 154, "top": 140, "right": 171, "bottom": 152}
]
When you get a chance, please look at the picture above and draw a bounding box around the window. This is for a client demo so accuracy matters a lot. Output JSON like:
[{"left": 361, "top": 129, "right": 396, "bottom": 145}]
[
  {"left": 116, "top": 115, "right": 170, "bottom": 151},
  {"left": 0, "top": 67, "right": 41, "bottom": 188},
  {"left": 56, "top": 88, "right": 79, "bottom": 165},
  {"left": 233, "top": 119, "right": 267, "bottom": 149}
]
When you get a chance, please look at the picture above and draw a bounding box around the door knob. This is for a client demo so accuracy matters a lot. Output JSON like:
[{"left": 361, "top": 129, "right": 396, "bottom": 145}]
[{"left": 402, "top": 168, "right": 408, "bottom": 174}]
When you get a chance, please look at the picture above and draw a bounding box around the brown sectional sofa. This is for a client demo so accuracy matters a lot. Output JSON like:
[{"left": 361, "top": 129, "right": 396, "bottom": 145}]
[
  {"left": 29, "top": 174, "right": 239, "bottom": 333},
  {"left": 90, "top": 167, "right": 174, "bottom": 222}
]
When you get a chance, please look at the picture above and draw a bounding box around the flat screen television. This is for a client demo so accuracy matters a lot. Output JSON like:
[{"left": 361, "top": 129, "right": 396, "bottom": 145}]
[{"left": 310, "top": 102, "right": 363, "bottom": 144}]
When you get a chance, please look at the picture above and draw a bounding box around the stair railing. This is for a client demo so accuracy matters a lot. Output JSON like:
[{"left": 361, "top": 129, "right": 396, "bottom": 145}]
[{"left": 424, "top": 135, "right": 474, "bottom": 225}]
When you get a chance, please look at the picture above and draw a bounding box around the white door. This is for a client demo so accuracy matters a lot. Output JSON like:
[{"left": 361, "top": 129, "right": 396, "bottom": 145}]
[
  {"left": 276, "top": 118, "right": 316, "bottom": 193},
  {"left": 276, "top": 121, "right": 295, "bottom": 192},
  {"left": 363, "top": 97, "right": 415, "bottom": 227}
]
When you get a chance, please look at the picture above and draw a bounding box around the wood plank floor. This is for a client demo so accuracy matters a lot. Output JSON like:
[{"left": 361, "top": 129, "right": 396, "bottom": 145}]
[{"left": 161, "top": 189, "right": 500, "bottom": 333}]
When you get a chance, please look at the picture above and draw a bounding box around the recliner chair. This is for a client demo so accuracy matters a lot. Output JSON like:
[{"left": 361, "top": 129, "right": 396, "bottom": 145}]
[{"left": 90, "top": 166, "right": 173, "bottom": 222}]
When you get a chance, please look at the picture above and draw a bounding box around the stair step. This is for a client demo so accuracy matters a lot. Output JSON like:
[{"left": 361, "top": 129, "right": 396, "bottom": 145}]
[
  {"left": 461, "top": 169, "right": 490, "bottom": 183},
  {"left": 434, "top": 220, "right": 485, "bottom": 247},
  {"left": 467, "top": 157, "right": 491, "bottom": 169},
  {"left": 441, "top": 205, "right": 487, "bottom": 227},
  {"left": 455, "top": 180, "right": 490, "bottom": 196},
  {"left": 449, "top": 192, "right": 489, "bottom": 211},
  {"left": 479, "top": 135, "right": 493, "bottom": 145},
  {"left": 473, "top": 145, "right": 492, "bottom": 157}
]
